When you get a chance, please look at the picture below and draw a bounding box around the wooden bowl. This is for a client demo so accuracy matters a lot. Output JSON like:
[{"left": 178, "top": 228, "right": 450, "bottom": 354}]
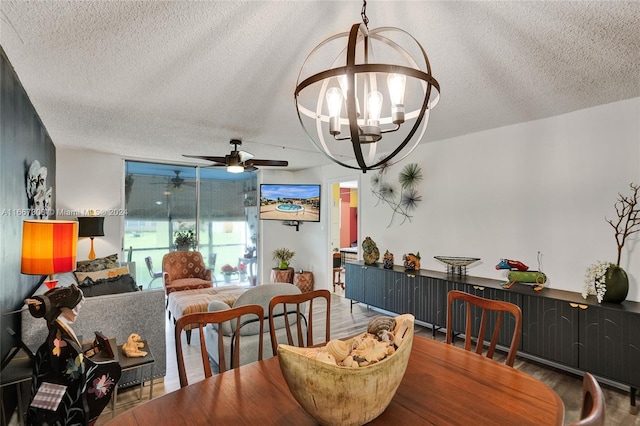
[{"left": 277, "top": 314, "right": 414, "bottom": 426}]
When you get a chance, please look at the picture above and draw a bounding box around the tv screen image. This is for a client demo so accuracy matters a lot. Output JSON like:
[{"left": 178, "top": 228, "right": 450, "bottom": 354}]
[{"left": 260, "top": 184, "right": 321, "bottom": 222}]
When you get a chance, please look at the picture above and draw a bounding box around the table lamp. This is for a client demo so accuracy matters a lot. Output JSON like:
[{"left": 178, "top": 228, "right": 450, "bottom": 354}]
[
  {"left": 21, "top": 220, "right": 78, "bottom": 289},
  {"left": 77, "top": 216, "right": 105, "bottom": 260}
]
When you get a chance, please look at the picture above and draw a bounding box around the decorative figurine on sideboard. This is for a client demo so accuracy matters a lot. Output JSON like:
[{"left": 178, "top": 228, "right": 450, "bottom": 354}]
[
  {"left": 362, "top": 237, "right": 380, "bottom": 265},
  {"left": 383, "top": 250, "right": 394, "bottom": 269},
  {"left": 496, "top": 253, "right": 547, "bottom": 291},
  {"left": 403, "top": 252, "right": 421, "bottom": 271}
]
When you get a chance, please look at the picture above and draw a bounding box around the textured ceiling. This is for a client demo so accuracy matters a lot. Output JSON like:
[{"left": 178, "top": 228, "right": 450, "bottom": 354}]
[{"left": 1, "top": 1, "right": 639, "bottom": 171}]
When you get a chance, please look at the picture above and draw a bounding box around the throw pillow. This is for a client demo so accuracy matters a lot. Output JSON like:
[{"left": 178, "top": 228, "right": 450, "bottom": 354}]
[
  {"left": 75, "top": 254, "right": 119, "bottom": 272},
  {"left": 78, "top": 274, "right": 139, "bottom": 297},
  {"left": 74, "top": 265, "right": 129, "bottom": 283}
]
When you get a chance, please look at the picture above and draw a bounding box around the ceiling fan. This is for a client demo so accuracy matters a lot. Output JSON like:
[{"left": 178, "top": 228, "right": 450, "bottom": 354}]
[
  {"left": 183, "top": 139, "right": 288, "bottom": 173},
  {"left": 152, "top": 170, "right": 195, "bottom": 192}
]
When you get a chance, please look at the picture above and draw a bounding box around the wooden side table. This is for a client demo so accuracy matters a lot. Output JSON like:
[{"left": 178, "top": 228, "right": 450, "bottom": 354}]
[
  {"left": 0, "top": 348, "right": 32, "bottom": 426},
  {"left": 293, "top": 271, "right": 314, "bottom": 293},
  {"left": 112, "top": 340, "right": 155, "bottom": 417},
  {"left": 270, "top": 267, "right": 294, "bottom": 284}
]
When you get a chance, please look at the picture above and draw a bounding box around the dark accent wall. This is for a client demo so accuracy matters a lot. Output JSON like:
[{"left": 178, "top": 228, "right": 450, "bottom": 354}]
[{"left": 0, "top": 46, "right": 56, "bottom": 364}]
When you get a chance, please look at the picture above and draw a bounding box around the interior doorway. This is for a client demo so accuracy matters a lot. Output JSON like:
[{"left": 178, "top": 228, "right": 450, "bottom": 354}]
[{"left": 328, "top": 179, "right": 359, "bottom": 297}]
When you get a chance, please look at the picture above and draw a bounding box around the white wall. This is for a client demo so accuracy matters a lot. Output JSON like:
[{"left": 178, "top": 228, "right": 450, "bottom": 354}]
[
  {"left": 56, "top": 149, "right": 125, "bottom": 262},
  {"left": 352, "top": 98, "right": 639, "bottom": 301},
  {"left": 56, "top": 98, "right": 640, "bottom": 302},
  {"left": 259, "top": 168, "right": 363, "bottom": 292}
]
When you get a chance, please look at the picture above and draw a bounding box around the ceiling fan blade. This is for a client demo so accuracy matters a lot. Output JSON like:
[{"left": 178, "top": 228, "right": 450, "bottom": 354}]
[
  {"left": 246, "top": 159, "right": 289, "bottom": 167},
  {"left": 183, "top": 154, "right": 226, "bottom": 164},
  {"left": 238, "top": 150, "right": 254, "bottom": 163},
  {"left": 244, "top": 164, "right": 259, "bottom": 172}
]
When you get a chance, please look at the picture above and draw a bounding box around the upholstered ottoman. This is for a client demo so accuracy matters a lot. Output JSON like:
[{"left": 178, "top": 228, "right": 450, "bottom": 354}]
[{"left": 168, "top": 286, "right": 248, "bottom": 344}]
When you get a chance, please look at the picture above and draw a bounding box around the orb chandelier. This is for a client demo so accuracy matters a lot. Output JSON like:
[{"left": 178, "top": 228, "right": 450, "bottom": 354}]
[{"left": 295, "top": 1, "right": 440, "bottom": 173}]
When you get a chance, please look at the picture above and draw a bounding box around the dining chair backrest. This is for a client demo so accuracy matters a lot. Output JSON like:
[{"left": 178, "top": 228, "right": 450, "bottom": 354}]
[
  {"left": 175, "top": 304, "right": 264, "bottom": 388},
  {"left": 570, "top": 372, "right": 605, "bottom": 426},
  {"left": 268, "top": 289, "right": 331, "bottom": 356},
  {"left": 332, "top": 251, "right": 342, "bottom": 268},
  {"left": 145, "top": 256, "right": 162, "bottom": 279},
  {"left": 446, "top": 290, "right": 522, "bottom": 367}
]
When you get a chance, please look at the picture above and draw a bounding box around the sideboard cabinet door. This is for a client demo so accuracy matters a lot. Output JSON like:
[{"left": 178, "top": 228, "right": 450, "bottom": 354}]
[
  {"left": 408, "top": 275, "right": 448, "bottom": 327},
  {"left": 579, "top": 306, "right": 640, "bottom": 387},
  {"left": 630, "top": 312, "right": 640, "bottom": 388},
  {"left": 363, "top": 265, "right": 385, "bottom": 309},
  {"left": 345, "top": 263, "right": 364, "bottom": 302},
  {"left": 521, "top": 295, "right": 579, "bottom": 368},
  {"left": 388, "top": 271, "right": 410, "bottom": 314}
]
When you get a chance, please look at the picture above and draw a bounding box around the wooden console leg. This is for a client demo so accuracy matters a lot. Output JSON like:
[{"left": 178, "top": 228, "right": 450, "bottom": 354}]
[
  {"left": 631, "top": 386, "right": 637, "bottom": 415},
  {"left": 186, "top": 329, "right": 192, "bottom": 345}
]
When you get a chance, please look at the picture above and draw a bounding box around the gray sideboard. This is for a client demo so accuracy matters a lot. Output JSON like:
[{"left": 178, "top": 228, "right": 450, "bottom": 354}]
[{"left": 345, "top": 261, "right": 640, "bottom": 411}]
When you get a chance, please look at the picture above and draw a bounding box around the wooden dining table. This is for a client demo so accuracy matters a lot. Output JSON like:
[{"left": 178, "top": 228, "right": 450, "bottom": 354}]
[{"left": 107, "top": 335, "right": 564, "bottom": 425}]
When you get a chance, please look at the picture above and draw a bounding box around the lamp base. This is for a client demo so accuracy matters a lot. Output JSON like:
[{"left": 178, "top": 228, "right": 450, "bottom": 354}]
[
  {"left": 88, "top": 237, "right": 96, "bottom": 260},
  {"left": 44, "top": 279, "right": 59, "bottom": 290}
]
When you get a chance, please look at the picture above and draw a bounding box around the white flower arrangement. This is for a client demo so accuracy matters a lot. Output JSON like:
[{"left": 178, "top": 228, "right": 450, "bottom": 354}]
[{"left": 583, "top": 261, "right": 613, "bottom": 303}]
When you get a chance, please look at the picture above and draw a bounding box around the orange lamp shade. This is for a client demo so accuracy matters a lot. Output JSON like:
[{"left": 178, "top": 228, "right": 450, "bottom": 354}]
[{"left": 21, "top": 220, "right": 78, "bottom": 276}]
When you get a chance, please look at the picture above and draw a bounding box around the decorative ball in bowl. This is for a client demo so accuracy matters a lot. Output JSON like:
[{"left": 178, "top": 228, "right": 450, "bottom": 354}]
[{"left": 277, "top": 314, "right": 415, "bottom": 426}]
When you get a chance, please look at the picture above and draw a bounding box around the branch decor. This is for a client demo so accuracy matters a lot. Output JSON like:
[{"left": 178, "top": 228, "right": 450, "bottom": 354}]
[
  {"left": 583, "top": 182, "right": 637, "bottom": 304},
  {"left": 606, "top": 182, "right": 639, "bottom": 267},
  {"left": 371, "top": 162, "right": 423, "bottom": 227}
]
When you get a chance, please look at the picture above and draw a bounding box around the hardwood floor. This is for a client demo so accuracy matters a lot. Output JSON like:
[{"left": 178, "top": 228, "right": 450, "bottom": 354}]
[{"left": 95, "top": 293, "right": 639, "bottom": 425}]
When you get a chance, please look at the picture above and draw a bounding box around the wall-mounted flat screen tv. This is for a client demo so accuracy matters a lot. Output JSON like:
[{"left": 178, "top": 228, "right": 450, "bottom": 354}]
[{"left": 259, "top": 184, "right": 321, "bottom": 222}]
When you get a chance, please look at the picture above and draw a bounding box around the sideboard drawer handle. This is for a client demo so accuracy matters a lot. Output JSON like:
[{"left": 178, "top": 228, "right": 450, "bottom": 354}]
[
  {"left": 407, "top": 274, "right": 415, "bottom": 278},
  {"left": 569, "top": 303, "right": 588, "bottom": 309},
  {"left": 473, "top": 286, "right": 485, "bottom": 291}
]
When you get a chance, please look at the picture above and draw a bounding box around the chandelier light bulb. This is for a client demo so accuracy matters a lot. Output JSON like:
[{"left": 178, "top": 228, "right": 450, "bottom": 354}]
[
  {"left": 366, "top": 91, "right": 383, "bottom": 125},
  {"left": 387, "top": 73, "right": 406, "bottom": 124},
  {"left": 360, "top": 90, "right": 383, "bottom": 143},
  {"left": 338, "top": 75, "right": 349, "bottom": 100},
  {"left": 338, "top": 74, "right": 360, "bottom": 117},
  {"left": 326, "top": 87, "right": 343, "bottom": 135}
]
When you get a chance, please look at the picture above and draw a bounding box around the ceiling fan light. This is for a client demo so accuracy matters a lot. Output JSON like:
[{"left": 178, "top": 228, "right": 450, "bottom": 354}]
[{"left": 227, "top": 165, "right": 244, "bottom": 173}]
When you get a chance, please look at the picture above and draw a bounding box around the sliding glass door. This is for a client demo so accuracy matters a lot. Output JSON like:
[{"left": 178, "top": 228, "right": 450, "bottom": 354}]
[{"left": 124, "top": 161, "right": 257, "bottom": 289}]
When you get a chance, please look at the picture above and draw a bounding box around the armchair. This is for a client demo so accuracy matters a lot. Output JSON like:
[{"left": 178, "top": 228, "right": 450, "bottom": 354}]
[{"left": 162, "top": 251, "right": 213, "bottom": 297}]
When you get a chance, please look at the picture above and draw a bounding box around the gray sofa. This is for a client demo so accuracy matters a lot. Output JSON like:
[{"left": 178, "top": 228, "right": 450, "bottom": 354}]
[
  {"left": 21, "top": 273, "right": 166, "bottom": 388},
  {"left": 205, "top": 283, "right": 305, "bottom": 368}
]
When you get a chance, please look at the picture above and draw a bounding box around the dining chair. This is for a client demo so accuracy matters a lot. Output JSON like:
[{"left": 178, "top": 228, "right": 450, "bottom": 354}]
[
  {"left": 332, "top": 252, "right": 344, "bottom": 292},
  {"left": 145, "top": 256, "right": 163, "bottom": 288},
  {"left": 175, "top": 304, "right": 264, "bottom": 388},
  {"left": 570, "top": 372, "right": 605, "bottom": 426},
  {"left": 269, "top": 289, "right": 331, "bottom": 355},
  {"left": 446, "top": 290, "right": 522, "bottom": 367}
]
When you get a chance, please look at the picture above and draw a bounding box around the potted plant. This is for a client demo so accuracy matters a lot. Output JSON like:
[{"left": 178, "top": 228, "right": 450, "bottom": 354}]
[
  {"left": 238, "top": 263, "right": 248, "bottom": 281},
  {"left": 273, "top": 248, "right": 295, "bottom": 270},
  {"left": 583, "top": 182, "right": 638, "bottom": 303},
  {"left": 220, "top": 264, "right": 238, "bottom": 283},
  {"left": 174, "top": 229, "right": 196, "bottom": 251}
]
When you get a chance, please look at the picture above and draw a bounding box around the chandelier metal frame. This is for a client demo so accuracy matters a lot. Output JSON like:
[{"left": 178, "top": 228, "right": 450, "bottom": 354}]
[{"left": 295, "top": 3, "right": 440, "bottom": 173}]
